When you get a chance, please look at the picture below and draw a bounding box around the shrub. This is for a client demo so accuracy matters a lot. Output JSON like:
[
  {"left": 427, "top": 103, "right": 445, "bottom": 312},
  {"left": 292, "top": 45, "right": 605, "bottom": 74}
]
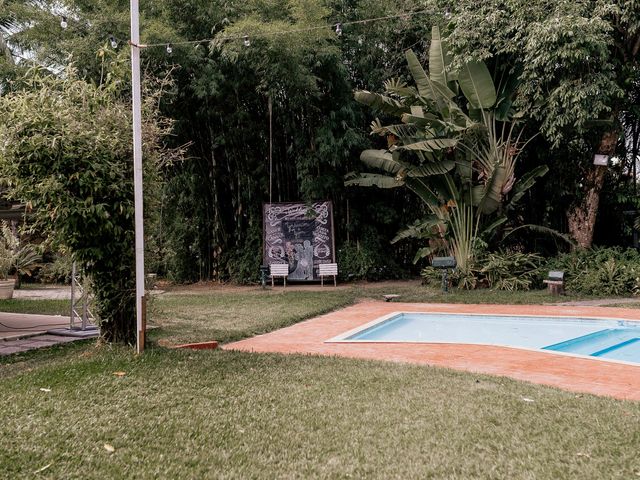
[
  {"left": 38, "top": 253, "right": 73, "bottom": 284},
  {"left": 481, "top": 251, "right": 544, "bottom": 291},
  {"left": 546, "top": 247, "right": 640, "bottom": 296},
  {"left": 338, "top": 237, "right": 406, "bottom": 282},
  {"left": 420, "top": 250, "right": 544, "bottom": 291}
]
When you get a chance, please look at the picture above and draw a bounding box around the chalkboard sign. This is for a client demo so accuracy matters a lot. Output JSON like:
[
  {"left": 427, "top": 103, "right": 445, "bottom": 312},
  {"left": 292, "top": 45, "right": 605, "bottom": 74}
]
[{"left": 263, "top": 202, "right": 335, "bottom": 281}]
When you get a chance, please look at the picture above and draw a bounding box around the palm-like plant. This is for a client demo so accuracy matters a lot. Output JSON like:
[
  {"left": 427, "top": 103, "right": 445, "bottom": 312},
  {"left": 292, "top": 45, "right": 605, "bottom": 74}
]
[
  {"left": 347, "top": 26, "right": 549, "bottom": 268},
  {"left": 0, "top": 221, "right": 40, "bottom": 285}
]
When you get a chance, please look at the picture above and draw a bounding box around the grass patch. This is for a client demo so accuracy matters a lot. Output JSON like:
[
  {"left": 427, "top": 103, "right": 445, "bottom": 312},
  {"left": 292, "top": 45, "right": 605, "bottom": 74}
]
[
  {"left": 601, "top": 302, "right": 640, "bottom": 309},
  {"left": 0, "top": 298, "right": 69, "bottom": 316},
  {"left": 4, "top": 282, "right": 640, "bottom": 477},
  {"left": 152, "top": 289, "right": 356, "bottom": 344},
  {"left": 2, "top": 347, "right": 640, "bottom": 478}
]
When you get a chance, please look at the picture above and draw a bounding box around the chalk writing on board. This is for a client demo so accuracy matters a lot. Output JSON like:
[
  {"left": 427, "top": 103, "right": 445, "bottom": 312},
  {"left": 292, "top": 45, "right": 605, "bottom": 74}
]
[{"left": 263, "top": 202, "right": 334, "bottom": 281}]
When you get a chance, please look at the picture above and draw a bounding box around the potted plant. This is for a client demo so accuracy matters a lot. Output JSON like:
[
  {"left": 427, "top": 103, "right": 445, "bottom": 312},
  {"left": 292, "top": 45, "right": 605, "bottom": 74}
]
[{"left": 0, "top": 240, "right": 13, "bottom": 299}]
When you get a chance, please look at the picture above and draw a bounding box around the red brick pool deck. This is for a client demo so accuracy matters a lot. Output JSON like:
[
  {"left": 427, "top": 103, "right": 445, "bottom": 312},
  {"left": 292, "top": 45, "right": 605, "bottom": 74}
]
[{"left": 225, "top": 302, "right": 640, "bottom": 401}]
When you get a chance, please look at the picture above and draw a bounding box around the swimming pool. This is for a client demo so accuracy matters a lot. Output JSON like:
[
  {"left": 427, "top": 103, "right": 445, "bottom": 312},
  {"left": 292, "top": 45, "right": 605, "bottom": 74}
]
[{"left": 327, "top": 312, "right": 640, "bottom": 365}]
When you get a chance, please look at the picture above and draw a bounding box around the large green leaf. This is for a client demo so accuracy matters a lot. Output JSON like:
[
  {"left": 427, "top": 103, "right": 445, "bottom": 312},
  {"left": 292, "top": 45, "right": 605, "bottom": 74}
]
[
  {"left": 508, "top": 165, "right": 549, "bottom": 207},
  {"left": 354, "top": 91, "right": 409, "bottom": 116},
  {"left": 405, "top": 50, "right": 456, "bottom": 113},
  {"left": 458, "top": 61, "right": 497, "bottom": 109},
  {"left": 405, "top": 49, "right": 431, "bottom": 99},
  {"left": 413, "top": 246, "right": 436, "bottom": 264},
  {"left": 345, "top": 173, "right": 403, "bottom": 189},
  {"left": 428, "top": 26, "right": 450, "bottom": 86},
  {"left": 359, "top": 150, "right": 402, "bottom": 175},
  {"left": 494, "top": 66, "right": 521, "bottom": 121},
  {"left": 401, "top": 113, "right": 449, "bottom": 130},
  {"left": 406, "top": 160, "right": 456, "bottom": 176},
  {"left": 397, "top": 138, "right": 457, "bottom": 152},
  {"left": 478, "top": 164, "right": 508, "bottom": 214},
  {"left": 391, "top": 216, "right": 445, "bottom": 243}
]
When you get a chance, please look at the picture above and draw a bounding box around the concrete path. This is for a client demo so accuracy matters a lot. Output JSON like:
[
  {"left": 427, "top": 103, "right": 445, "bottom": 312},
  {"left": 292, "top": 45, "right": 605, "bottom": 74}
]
[
  {"left": 0, "top": 312, "right": 71, "bottom": 341},
  {"left": 0, "top": 287, "right": 99, "bottom": 356},
  {"left": 0, "top": 334, "right": 84, "bottom": 356}
]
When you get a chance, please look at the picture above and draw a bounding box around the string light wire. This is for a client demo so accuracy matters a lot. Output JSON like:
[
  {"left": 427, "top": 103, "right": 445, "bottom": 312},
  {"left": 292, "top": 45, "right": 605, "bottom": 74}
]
[{"left": 129, "top": 8, "right": 441, "bottom": 50}]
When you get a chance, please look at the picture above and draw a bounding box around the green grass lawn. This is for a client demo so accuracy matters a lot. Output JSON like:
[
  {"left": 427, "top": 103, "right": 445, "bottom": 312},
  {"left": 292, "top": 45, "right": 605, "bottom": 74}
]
[
  {"left": 0, "top": 298, "right": 69, "bottom": 316},
  {"left": 2, "top": 283, "right": 640, "bottom": 478},
  {"left": 151, "top": 283, "right": 603, "bottom": 345},
  {"left": 151, "top": 289, "right": 357, "bottom": 344}
]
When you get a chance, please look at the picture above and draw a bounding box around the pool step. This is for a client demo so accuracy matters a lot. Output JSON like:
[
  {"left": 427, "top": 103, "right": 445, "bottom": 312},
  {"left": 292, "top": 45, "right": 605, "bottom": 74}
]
[
  {"left": 543, "top": 328, "right": 639, "bottom": 357},
  {"left": 591, "top": 337, "right": 640, "bottom": 362}
]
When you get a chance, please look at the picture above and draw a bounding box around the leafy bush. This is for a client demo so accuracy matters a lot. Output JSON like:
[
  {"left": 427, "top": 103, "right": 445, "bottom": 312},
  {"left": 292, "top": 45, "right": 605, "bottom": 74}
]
[
  {"left": 0, "top": 68, "right": 175, "bottom": 343},
  {"left": 0, "top": 221, "right": 41, "bottom": 285},
  {"left": 338, "top": 237, "right": 406, "bottom": 282},
  {"left": 38, "top": 253, "right": 73, "bottom": 284},
  {"left": 546, "top": 247, "right": 640, "bottom": 296},
  {"left": 421, "top": 250, "right": 544, "bottom": 291},
  {"left": 481, "top": 251, "right": 544, "bottom": 291}
]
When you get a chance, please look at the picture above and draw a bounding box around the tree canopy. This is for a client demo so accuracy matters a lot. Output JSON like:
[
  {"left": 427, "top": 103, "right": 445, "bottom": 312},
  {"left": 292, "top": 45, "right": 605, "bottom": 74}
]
[{"left": 0, "top": 0, "right": 639, "bottom": 315}]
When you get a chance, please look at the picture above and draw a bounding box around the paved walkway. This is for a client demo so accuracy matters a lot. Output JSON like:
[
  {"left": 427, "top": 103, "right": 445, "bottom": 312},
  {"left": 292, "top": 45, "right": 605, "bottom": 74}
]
[
  {"left": 0, "top": 334, "right": 84, "bottom": 356},
  {"left": 0, "top": 286, "right": 98, "bottom": 356},
  {"left": 225, "top": 302, "right": 640, "bottom": 401},
  {"left": 0, "top": 312, "right": 71, "bottom": 341}
]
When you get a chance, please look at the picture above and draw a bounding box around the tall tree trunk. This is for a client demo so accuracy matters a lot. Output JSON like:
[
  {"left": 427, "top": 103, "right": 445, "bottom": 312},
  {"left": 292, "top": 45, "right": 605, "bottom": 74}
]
[{"left": 566, "top": 131, "right": 618, "bottom": 248}]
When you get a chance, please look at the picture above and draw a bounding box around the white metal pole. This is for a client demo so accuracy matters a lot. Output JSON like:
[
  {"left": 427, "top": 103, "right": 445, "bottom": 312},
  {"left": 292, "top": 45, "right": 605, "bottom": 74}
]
[{"left": 130, "top": 0, "right": 146, "bottom": 354}]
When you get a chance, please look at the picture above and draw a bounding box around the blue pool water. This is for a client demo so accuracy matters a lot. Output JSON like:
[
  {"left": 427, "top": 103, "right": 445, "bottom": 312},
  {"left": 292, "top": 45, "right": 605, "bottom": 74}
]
[{"left": 334, "top": 313, "right": 640, "bottom": 364}]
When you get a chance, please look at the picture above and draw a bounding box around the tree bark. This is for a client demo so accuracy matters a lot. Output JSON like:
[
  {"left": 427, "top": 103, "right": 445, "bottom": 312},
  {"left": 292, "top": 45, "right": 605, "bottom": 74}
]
[{"left": 566, "top": 131, "right": 618, "bottom": 249}]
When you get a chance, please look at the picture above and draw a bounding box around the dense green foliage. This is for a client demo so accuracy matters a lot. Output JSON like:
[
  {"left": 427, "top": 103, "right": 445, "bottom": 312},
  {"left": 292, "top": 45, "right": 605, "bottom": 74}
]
[
  {"left": 350, "top": 27, "right": 548, "bottom": 281},
  {"left": 421, "top": 250, "right": 544, "bottom": 291},
  {"left": 0, "top": 0, "right": 440, "bottom": 284},
  {"left": 549, "top": 247, "right": 640, "bottom": 296},
  {"left": 421, "top": 247, "right": 640, "bottom": 295},
  {"left": 447, "top": 0, "right": 640, "bottom": 248},
  {"left": 1, "top": 0, "right": 640, "bottom": 293},
  {"left": 0, "top": 68, "right": 173, "bottom": 342}
]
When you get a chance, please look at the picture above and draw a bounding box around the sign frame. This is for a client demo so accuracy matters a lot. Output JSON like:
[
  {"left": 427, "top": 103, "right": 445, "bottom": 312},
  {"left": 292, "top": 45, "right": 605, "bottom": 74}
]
[{"left": 262, "top": 201, "right": 336, "bottom": 282}]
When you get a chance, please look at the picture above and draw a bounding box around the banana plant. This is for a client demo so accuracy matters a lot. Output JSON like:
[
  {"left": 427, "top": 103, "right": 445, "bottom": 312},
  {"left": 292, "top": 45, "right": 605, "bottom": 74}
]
[{"left": 347, "top": 26, "right": 548, "bottom": 267}]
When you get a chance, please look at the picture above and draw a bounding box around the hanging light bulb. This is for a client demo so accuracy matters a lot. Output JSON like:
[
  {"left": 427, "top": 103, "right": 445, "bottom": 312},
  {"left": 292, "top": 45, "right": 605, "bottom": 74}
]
[
  {"left": 243, "top": 35, "right": 250, "bottom": 47},
  {"left": 60, "top": 16, "right": 68, "bottom": 29},
  {"left": 335, "top": 23, "right": 343, "bottom": 36},
  {"left": 444, "top": 7, "right": 452, "bottom": 19},
  {"left": 166, "top": 43, "right": 173, "bottom": 55},
  {"left": 109, "top": 35, "right": 118, "bottom": 49}
]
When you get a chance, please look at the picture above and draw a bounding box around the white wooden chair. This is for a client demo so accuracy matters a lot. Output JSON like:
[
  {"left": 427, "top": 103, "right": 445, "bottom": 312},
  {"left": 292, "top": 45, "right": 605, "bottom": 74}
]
[
  {"left": 270, "top": 263, "right": 289, "bottom": 287},
  {"left": 319, "top": 263, "right": 338, "bottom": 287}
]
